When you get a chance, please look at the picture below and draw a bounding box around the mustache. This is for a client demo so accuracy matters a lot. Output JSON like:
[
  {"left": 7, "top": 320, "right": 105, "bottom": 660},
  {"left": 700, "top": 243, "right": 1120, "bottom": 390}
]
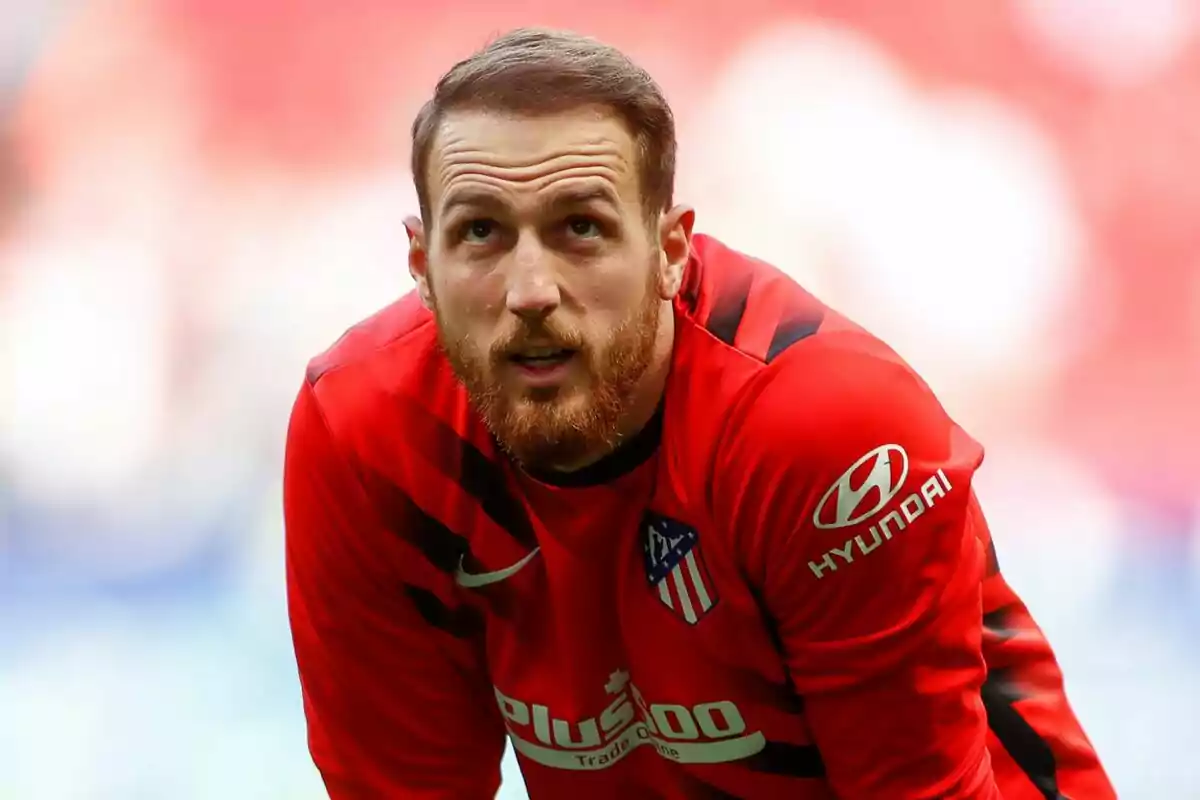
[{"left": 490, "top": 320, "right": 587, "bottom": 360}]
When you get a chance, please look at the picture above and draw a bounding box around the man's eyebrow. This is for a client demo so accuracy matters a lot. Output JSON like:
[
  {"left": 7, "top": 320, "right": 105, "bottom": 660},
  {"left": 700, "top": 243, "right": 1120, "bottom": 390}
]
[
  {"left": 441, "top": 190, "right": 504, "bottom": 215},
  {"left": 542, "top": 187, "right": 620, "bottom": 211},
  {"left": 439, "top": 186, "right": 622, "bottom": 218}
]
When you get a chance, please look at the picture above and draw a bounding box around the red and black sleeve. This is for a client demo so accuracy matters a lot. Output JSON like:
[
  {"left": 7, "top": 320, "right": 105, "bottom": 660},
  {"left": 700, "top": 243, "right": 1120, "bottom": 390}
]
[
  {"left": 714, "top": 340, "right": 1001, "bottom": 799},
  {"left": 285, "top": 379, "right": 506, "bottom": 799}
]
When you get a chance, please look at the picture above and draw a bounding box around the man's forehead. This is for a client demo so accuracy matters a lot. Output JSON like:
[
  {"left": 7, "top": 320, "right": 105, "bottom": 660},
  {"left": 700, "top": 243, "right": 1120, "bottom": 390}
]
[
  {"left": 427, "top": 108, "right": 640, "bottom": 208},
  {"left": 434, "top": 107, "right": 637, "bottom": 161}
]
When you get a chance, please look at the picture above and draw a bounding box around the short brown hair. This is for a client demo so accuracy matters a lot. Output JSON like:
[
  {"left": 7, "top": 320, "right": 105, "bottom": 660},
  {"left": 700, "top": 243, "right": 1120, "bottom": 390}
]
[{"left": 410, "top": 28, "right": 676, "bottom": 222}]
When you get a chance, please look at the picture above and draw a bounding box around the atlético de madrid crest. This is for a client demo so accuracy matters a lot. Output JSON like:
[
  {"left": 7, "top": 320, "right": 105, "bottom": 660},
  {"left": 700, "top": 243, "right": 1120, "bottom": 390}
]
[{"left": 642, "top": 513, "right": 718, "bottom": 625}]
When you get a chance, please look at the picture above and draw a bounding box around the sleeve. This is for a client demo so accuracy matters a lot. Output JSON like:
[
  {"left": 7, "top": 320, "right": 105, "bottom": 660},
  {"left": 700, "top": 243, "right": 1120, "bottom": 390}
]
[
  {"left": 284, "top": 379, "right": 507, "bottom": 799},
  {"left": 714, "top": 344, "right": 1001, "bottom": 800}
]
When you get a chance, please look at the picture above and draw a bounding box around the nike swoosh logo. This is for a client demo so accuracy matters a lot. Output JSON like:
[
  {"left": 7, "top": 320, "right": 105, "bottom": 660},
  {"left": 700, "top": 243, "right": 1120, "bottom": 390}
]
[{"left": 454, "top": 548, "right": 541, "bottom": 588}]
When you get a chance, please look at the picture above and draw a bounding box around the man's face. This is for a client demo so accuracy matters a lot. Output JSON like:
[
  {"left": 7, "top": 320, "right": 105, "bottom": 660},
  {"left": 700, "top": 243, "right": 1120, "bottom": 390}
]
[{"left": 412, "top": 108, "right": 676, "bottom": 471}]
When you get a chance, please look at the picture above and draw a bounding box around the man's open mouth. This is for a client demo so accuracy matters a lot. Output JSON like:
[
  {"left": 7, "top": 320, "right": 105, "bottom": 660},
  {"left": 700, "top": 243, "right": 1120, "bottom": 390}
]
[{"left": 509, "top": 348, "right": 576, "bottom": 368}]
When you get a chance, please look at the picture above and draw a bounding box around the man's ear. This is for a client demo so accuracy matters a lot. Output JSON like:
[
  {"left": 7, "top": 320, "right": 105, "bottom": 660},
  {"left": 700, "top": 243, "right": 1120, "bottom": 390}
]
[
  {"left": 404, "top": 216, "right": 433, "bottom": 308},
  {"left": 657, "top": 204, "right": 695, "bottom": 300}
]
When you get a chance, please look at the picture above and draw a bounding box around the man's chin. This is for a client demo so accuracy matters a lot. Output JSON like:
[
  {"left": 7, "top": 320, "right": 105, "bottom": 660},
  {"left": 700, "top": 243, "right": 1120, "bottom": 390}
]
[
  {"left": 509, "top": 381, "right": 585, "bottom": 409},
  {"left": 491, "top": 397, "right": 606, "bottom": 472}
]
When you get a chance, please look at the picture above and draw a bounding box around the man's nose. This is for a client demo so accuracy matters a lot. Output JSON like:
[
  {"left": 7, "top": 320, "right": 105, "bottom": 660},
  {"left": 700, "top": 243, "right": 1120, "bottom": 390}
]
[{"left": 505, "top": 234, "right": 561, "bottom": 319}]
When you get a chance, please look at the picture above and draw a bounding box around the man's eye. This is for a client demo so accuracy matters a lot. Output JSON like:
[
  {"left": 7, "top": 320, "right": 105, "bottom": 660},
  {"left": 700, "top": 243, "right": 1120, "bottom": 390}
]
[
  {"left": 566, "top": 217, "right": 601, "bottom": 239},
  {"left": 463, "top": 220, "right": 496, "bottom": 243}
]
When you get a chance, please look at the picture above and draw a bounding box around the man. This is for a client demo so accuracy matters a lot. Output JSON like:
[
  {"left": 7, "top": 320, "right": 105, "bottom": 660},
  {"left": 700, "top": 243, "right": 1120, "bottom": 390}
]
[{"left": 285, "top": 27, "right": 1114, "bottom": 799}]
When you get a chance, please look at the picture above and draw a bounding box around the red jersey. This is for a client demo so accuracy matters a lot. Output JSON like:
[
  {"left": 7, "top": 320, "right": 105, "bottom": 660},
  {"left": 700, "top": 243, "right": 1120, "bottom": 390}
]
[{"left": 285, "top": 234, "right": 1114, "bottom": 799}]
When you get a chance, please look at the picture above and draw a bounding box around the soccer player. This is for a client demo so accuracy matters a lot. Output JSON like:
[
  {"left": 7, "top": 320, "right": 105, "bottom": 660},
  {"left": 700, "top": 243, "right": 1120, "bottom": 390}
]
[{"left": 285, "top": 28, "right": 1115, "bottom": 799}]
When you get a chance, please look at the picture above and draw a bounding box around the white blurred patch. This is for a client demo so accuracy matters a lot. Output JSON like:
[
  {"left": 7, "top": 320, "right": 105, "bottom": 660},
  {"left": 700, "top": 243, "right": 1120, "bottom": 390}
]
[
  {"left": 0, "top": 160, "right": 419, "bottom": 579},
  {"left": 970, "top": 438, "right": 1123, "bottom": 625},
  {"left": 1014, "top": 0, "right": 1197, "bottom": 86},
  {"left": 499, "top": 743, "right": 529, "bottom": 800},
  {"left": 694, "top": 23, "right": 1084, "bottom": 397},
  {"left": 0, "top": 608, "right": 143, "bottom": 799},
  {"left": 0, "top": 604, "right": 326, "bottom": 799},
  {"left": 0, "top": 238, "right": 168, "bottom": 503},
  {"left": 174, "top": 168, "right": 419, "bottom": 506},
  {"left": 197, "top": 168, "right": 417, "bottom": 386},
  {"left": 0, "top": 0, "right": 64, "bottom": 92}
]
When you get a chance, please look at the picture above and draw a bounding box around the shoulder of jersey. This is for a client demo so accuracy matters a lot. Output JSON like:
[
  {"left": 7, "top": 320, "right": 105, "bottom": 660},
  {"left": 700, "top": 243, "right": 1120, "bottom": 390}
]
[
  {"left": 666, "top": 234, "right": 912, "bottom": 476},
  {"left": 673, "top": 232, "right": 896, "bottom": 403},
  {"left": 301, "top": 291, "right": 467, "bottom": 436},
  {"left": 305, "top": 290, "right": 434, "bottom": 382}
]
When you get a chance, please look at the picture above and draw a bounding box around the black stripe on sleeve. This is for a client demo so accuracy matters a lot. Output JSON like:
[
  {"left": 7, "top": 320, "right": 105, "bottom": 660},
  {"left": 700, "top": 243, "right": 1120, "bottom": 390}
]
[
  {"left": 457, "top": 438, "right": 538, "bottom": 549},
  {"left": 403, "top": 584, "right": 484, "bottom": 639},
  {"left": 677, "top": 776, "right": 745, "bottom": 800},
  {"left": 399, "top": 396, "right": 539, "bottom": 551},
  {"left": 704, "top": 272, "right": 753, "bottom": 346},
  {"left": 982, "top": 667, "right": 1064, "bottom": 799},
  {"left": 982, "top": 603, "right": 1022, "bottom": 643},
  {"left": 372, "top": 481, "right": 467, "bottom": 575},
  {"left": 742, "top": 740, "right": 827, "bottom": 779},
  {"left": 764, "top": 312, "right": 824, "bottom": 363},
  {"left": 985, "top": 538, "right": 1001, "bottom": 576}
]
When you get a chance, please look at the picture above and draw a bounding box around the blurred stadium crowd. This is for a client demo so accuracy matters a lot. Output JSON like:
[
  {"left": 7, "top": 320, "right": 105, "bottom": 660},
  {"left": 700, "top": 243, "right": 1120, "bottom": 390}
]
[{"left": 1, "top": 1, "right": 1197, "bottom": 797}]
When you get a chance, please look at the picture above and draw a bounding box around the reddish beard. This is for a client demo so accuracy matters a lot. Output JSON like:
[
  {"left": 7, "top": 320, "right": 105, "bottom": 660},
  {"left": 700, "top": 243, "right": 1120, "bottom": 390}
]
[{"left": 435, "top": 272, "right": 662, "bottom": 472}]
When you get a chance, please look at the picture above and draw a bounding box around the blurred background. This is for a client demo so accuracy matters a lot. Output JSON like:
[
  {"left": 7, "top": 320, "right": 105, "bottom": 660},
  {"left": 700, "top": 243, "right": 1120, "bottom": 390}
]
[{"left": 1, "top": 1, "right": 1197, "bottom": 797}]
